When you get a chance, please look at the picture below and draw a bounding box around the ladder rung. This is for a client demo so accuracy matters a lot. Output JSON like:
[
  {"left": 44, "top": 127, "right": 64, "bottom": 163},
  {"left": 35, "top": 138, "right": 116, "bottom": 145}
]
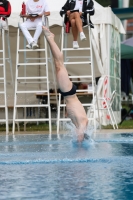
[
  {"left": 25, "top": 58, "right": 46, "bottom": 60},
  {"left": 16, "top": 90, "right": 48, "bottom": 94},
  {"left": 18, "top": 81, "right": 48, "bottom": 84},
  {"left": 0, "top": 78, "right": 4, "bottom": 80},
  {"left": 15, "top": 119, "right": 50, "bottom": 122},
  {"left": 18, "top": 49, "right": 46, "bottom": 52},
  {"left": 58, "top": 118, "right": 71, "bottom": 121},
  {"left": 0, "top": 119, "right": 6, "bottom": 122},
  {"left": 18, "top": 63, "right": 46, "bottom": 66},
  {"left": 64, "top": 61, "right": 91, "bottom": 65},
  {"left": 76, "top": 90, "right": 93, "bottom": 93},
  {"left": 0, "top": 105, "right": 6, "bottom": 108},
  {"left": 62, "top": 48, "right": 90, "bottom": 51},
  {"left": 70, "top": 75, "right": 92, "bottom": 79},
  {"left": 17, "top": 77, "right": 47, "bottom": 80},
  {"left": 0, "top": 58, "right": 10, "bottom": 60},
  {"left": 67, "top": 56, "right": 91, "bottom": 59},
  {"left": 15, "top": 104, "right": 49, "bottom": 108},
  {"left": 0, "top": 64, "right": 4, "bottom": 66},
  {"left": 59, "top": 103, "right": 93, "bottom": 107},
  {"left": 82, "top": 103, "right": 93, "bottom": 106},
  {"left": 0, "top": 91, "right": 5, "bottom": 94}
]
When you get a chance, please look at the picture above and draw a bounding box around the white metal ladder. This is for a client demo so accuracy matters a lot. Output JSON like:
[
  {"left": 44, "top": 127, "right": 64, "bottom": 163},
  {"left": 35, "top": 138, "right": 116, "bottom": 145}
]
[
  {"left": 57, "top": 15, "right": 98, "bottom": 134},
  {"left": 0, "top": 17, "right": 14, "bottom": 133},
  {"left": 12, "top": 19, "right": 52, "bottom": 135}
]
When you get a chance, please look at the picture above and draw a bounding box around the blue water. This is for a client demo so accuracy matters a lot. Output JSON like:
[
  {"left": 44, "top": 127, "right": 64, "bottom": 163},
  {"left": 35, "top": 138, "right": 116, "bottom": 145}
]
[{"left": 0, "top": 133, "right": 133, "bottom": 200}]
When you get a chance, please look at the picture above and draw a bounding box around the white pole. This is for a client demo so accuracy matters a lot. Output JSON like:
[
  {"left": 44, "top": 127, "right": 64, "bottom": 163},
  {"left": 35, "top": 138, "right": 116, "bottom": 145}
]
[
  {"left": 123, "top": 0, "right": 129, "bottom": 7},
  {"left": 119, "top": 0, "right": 130, "bottom": 41}
]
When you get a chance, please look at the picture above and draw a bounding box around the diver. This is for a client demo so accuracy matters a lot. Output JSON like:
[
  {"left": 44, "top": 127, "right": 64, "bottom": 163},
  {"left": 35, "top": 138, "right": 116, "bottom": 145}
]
[{"left": 42, "top": 26, "right": 90, "bottom": 142}]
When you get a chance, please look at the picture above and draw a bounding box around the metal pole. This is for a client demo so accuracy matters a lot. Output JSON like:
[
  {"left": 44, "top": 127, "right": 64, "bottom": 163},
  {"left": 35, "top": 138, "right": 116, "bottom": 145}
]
[
  {"left": 123, "top": 0, "right": 130, "bottom": 7},
  {"left": 118, "top": 0, "right": 123, "bottom": 8}
]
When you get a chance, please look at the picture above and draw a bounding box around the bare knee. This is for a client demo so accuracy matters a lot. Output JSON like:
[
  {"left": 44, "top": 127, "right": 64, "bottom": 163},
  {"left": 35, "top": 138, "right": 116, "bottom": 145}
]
[
  {"left": 74, "top": 12, "right": 80, "bottom": 18},
  {"left": 71, "top": 19, "right": 76, "bottom": 27},
  {"left": 19, "top": 22, "right": 25, "bottom": 29},
  {"left": 54, "top": 52, "right": 64, "bottom": 70},
  {"left": 55, "top": 63, "right": 62, "bottom": 74},
  {"left": 57, "top": 51, "right": 63, "bottom": 61}
]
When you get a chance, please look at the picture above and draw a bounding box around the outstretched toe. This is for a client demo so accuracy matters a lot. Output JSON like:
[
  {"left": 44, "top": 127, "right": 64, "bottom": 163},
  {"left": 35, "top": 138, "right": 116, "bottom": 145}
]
[{"left": 42, "top": 26, "right": 54, "bottom": 39}]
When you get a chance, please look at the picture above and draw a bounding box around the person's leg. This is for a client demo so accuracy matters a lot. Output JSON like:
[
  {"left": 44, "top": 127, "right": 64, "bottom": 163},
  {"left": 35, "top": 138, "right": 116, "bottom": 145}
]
[
  {"left": 20, "top": 20, "right": 34, "bottom": 45},
  {"left": 33, "top": 20, "right": 42, "bottom": 44},
  {"left": 69, "top": 12, "right": 83, "bottom": 33},
  {"left": 69, "top": 12, "right": 86, "bottom": 41},
  {"left": 70, "top": 19, "right": 78, "bottom": 41},
  {"left": 42, "top": 26, "right": 72, "bottom": 93},
  {"left": 70, "top": 19, "right": 79, "bottom": 49}
]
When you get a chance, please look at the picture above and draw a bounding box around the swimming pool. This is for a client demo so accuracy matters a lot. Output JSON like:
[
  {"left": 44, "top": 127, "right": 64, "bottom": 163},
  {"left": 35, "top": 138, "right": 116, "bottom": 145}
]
[{"left": 0, "top": 132, "right": 133, "bottom": 200}]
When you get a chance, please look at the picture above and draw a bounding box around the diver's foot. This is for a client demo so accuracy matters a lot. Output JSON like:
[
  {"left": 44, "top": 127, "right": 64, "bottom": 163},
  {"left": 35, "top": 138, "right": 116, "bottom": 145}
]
[{"left": 42, "top": 26, "right": 54, "bottom": 41}]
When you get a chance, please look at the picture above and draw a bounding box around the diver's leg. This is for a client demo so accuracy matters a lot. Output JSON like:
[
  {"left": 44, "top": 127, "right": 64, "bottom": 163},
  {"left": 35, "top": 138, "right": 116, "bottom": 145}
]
[{"left": 42, "top": 26, "right": 72, "bottom": 92}]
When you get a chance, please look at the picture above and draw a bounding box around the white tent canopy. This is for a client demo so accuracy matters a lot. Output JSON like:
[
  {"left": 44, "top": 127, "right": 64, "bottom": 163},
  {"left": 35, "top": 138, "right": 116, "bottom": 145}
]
[
  {"left": 9, "top": 0, "right": 102, "bottom": 26},
  {"left": 9, "top": 0, "right": 125, "bottom": 33}
]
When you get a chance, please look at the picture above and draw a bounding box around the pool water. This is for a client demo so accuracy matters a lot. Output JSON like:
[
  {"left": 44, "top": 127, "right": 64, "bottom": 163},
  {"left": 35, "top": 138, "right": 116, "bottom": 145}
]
[{"left": 0, "top": 133, "right": 133, "bottom": 200}]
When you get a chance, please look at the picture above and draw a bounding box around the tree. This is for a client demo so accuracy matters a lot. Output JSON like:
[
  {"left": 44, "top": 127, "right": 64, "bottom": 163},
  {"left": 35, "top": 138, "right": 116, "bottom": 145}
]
[
  {"left": 96, "top": 0, "right": 111, "bottom": 7},
  {"left": 96, "top": 0, "right": 133, "bottom": 7}
]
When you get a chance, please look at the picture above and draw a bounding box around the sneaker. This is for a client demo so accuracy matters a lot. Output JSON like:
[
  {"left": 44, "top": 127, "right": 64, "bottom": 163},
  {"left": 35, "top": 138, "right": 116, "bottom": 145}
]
[
  {"left": 26, "top": 44, "right": 32, "bottom": 49},
  {"left": 73, "top": 41, "right": 79, "bottom": 49},
  {"left": 31, "top": 42, "right": 39, "bottom": 49},
  {"left": 80, "top": 32, "right": 87, "bottom": 41}
]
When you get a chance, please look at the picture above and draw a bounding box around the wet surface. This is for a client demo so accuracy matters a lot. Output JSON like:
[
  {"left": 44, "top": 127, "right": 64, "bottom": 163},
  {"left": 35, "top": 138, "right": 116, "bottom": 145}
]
[{"left": 0, "top": 133, "right": 133, "bottom": 200}]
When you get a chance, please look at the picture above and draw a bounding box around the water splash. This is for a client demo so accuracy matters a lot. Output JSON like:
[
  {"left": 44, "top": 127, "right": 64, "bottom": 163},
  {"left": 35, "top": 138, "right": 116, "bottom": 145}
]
[{"left": 64, "top": 121, "right": 96, "bottom": 144}]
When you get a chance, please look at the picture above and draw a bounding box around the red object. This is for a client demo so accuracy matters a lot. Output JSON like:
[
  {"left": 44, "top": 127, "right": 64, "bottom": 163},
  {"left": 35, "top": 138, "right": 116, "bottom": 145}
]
[
  {"left": 66, "top": 21, "right": 70, "bottom": 33},
  {"left": 22, "top": 2, "right": 26, "bottom": 15},
  {"left": 83, "top": 84, "right": 87, "bottom": 89},
  {"left": 106, "top": 115, "right": 110, "bottom": 120},
  {"left": 0, "top": 2, "right": 11, "bottom": 17}
]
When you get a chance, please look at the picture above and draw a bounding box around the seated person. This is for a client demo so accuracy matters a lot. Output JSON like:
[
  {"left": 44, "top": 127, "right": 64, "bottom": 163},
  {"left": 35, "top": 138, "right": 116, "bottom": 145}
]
[
  {"left": 20, "top": 0, "right": 50, "bottom": 49},
  {"left": 0, "top": 0, "right": 11, "bottom": 30},
  {"left": 60, "top": 0, "right": 95, "bottom": 49}
]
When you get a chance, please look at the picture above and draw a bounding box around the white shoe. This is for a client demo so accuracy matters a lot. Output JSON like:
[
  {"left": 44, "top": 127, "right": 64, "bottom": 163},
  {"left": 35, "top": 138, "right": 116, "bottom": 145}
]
[
  {"left": 26, "top": 44, "right": 32, "bottom": 49},
  {"left": 80, "top": 32, "right": 86, "bottom": 41},
  {"left": 73, "top": 41, "right": 79, "bottom": 49},
  {"left": 31, "top": 42, "right": 39, "bottom": 49},
  {"left": 1, "top": 20, "right": 8, "bottom": 31}
]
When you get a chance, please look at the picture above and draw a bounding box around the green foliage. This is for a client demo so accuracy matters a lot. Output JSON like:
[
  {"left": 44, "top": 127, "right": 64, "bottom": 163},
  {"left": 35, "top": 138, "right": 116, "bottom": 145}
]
[
  {"left": 0, "top": 120, "right": 133, "bottom": 133},
  {"left": 95, "top": 0, "right": 112, "bottom": 7},
  {"left": 102, "top": 120, "right": 133, "bottom": 129},
  {"left": 0, "top": 123, "right": 56, "bottom": 132},
  {"left": 130, "top": 0, "right": 133, "bottom": 7},
  {"left": 96, "top": 0, "right": 133, "bottom": 7}
]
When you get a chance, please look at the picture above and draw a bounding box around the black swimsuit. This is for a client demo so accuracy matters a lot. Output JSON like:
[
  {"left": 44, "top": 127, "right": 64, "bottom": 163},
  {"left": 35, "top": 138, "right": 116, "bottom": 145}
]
[{"left": 58, "top": 84, "right": 76, "bottom": 97}]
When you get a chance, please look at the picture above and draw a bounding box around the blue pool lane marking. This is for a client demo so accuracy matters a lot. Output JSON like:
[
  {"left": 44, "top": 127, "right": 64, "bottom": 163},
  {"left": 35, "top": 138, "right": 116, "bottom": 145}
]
[{"left": 0, "top": 157, "right": 133, "bottom": 165}]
